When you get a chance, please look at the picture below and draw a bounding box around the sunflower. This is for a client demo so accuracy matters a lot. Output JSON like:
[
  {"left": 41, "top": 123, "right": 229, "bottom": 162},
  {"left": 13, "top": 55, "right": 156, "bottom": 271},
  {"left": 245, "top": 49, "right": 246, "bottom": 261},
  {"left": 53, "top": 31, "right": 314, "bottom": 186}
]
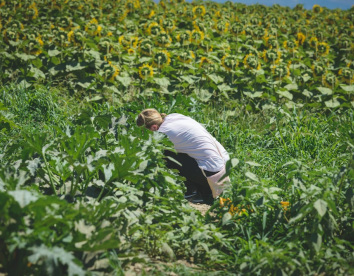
[
  {"left": 142, "top": 9, "right": 155, "bottom": 19},
  {"left": 6, "top": 20, "right": 24, "bottom": 31},
  {"left": 199, "top": 56, "right": 213, "bottom": 68},
  {"left": 309, "top": 37, "right": 318, "bottom": 49},
  {"left": 3, "top": 29, "right": 19, "bottom": 43},
  {"left": 24, "top": 34, "right": 43, "bottom": 55},
  {"left": 311, "top": 62, "right": 326, "bottom": 77},
  {"left": 176, "top": 6, "right": 186, "bottom": 16},
  {"left": 262, "top": 49, "right": 281, "bottom": 64},
  {"left": 85, "top": 18, "right": 102, "bottom": 37},
  {"left": 322, "top": 72, "right": 337, "bottom": 88},
  {"left": 250, "top": 16, "right": 261, "bottom": 26},
  {"left": 312, "top": 4, "right": 323, "bottom": 14},
  {"left": 185, "top": 9, "right": 194, "bottom": 20},
  {"left": 193, "top": 5, "right": 206, "bottom": 18},
  {"left": 98, "top": 38, "right": 113, "bottom": 54},
  {"left": 140, "top": 39, "right": 154, "bottom": 56},
  {"left": 129, "top": 36, "right": 139, "bottom": 48},
  {"left": 176, "top": 31, "right": 191, "bottom": 45},
  {"left": 52, "top": 27, "right": 69, "bottom": 46},
  {"left": 297, "top": 32, "right": 306, "bottom": 45},
  {"left": 338, "top": 67, "right": 354, "bottom": 84},
  {"left": 155, "top": 32, "right": 172, "bottom": 48},
  {"left": 125, "top": 21, "right": 137, "bottom": 33},
  {"left": 114, "top": 8, "right": 127, "bottom": 22},
  {"left": 271, "top": 63, "right": 290, "bottom": 80},
  {"left": 215, "top": 20, "right": 229, "bottom": 34},
  {"left": 221, "top": 55, "right": 239, "bottom": 71},
  {"left": 58, "top": 17, "right": 72, "bottom": 30},
  {"left": 317, "top": 42, "right": 330, "bottom": 56},
  {"left": 191, "top": 29, "right": 204, "bottom": 44},
  {"left": 147, "top": 22, "right": 164, "bottom": 36},
  {"left": 265, "top": 36, "right": 279, "bottom": 49},
  {"left": 243, "top": 54, "right": 261, "bottom": 70},
  {"left": 230, "top": 22, "right": 244, "bottom": 35},
  {"left": 314, "top": 29, "right": 324, "bottom": 41},
  {"left": 219, "top": 198, "right": 247, "bottom": 216},
  {"left": 253, "top": 27, "right": 267, "bottom": 40},
  {"left": 326, "top": 25, "right": 338, "bottom": 37},
  {"left": 139, "top": 64, "right": 154, "bottom": 80},
  {"left": 338, "top": 36, "right": 351, "bottom": 50},
  {"left": 283, "top": 39, "right": 299, "bottom": 53},
  {"left": 193, "top": 19, "right": 206, "bottom": 33},
  {"left": 118, "top": 35, "right": 130, "bottom": 48},
  {"left": 160, "top": 18, "right": 176, "bottom": 33},
  {"left": 127, "top": 48, "right": 136, "bottom": 55},
  {"left": 177, "top": 50, "right": 195, "bottom": 64},
  {"left": 126, "top": 0, "right": 140, "bottom": 13},
  {"left": 280, "top": 201, "right": 290, "bottom": 211},
  {"left": 199, "top": 37, "right": 213, "bottom": 52},
  {"left": 153, "top": 50, "right": 171, "bottom": 68},
  {"left": 103, "top": 58, "right": 120, "bottom": 81},
  {"left": 68, "top": 28, "right": 85, "bottom": 46},
  {"left": 26, "top": 2, "right": 38, "bottom": 20}
]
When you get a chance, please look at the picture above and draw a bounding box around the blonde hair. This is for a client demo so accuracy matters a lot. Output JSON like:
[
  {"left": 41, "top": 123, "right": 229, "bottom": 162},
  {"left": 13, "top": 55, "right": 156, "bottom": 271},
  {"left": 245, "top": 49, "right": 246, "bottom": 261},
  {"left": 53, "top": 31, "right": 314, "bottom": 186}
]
[{"left": 136, "top": 108, "right": 167, "bottom": 128}]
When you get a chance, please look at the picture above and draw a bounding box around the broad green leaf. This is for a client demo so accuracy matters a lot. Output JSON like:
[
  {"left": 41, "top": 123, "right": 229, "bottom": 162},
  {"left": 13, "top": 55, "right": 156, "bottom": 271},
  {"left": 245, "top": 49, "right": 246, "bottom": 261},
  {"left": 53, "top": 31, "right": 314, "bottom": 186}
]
[
  {"left": 180, "top": 75, "right": 196, "bottom": 85},
  {"left": 30, "top": 66, "right": 45, "bottom": 79},
  {"left": 103, "top": 163, "right": 114, "bottom": 182},
  {"left": 302, "top": 89, "right": 313, "bottom": 98},
  {"left": 245, "top": 171, "right": 259, "bottom": 182},
  {"left": 222, "top": 212, "right": 232, "bottom": 225},
  {"left": 77, "top": 81, "right": 93, "bottom": 89},
  {"left": 288, "top": 213, "right": 303, "bottom": 224},
  {"left": 139, "top": 57, "right": 151, "bottom": 63},
  {"left": 243, "top": 91, "right": 263, "bottom": 98},
  {"left": 195, "top": 89, "right": 212, "bottom": 102},
  {"left": 161, "top": 242, "right": 175, "bottom": 260},
  {"left": 245, "top": 161, "right": 261, "bottom": 167},
  {"left": 66, "top": 62, "right": 86, "bottom": 72},
  {"left": 154, "top": 77, "right": 170, "bottom": 87},
  {"left": 284, "top": 83, "right": 298, "bottom": 91},
  {"left": 314, "top": 199, "right": 327, "bottom": 217},
  {"left": 86, "top": 50, "right": 101, "bottom": 60},
  {"left": 0, "top": 52, "right": 14, "bottom": 59},
  {"left": 116, "top": 76, "right": 132, "bottom": 87},
  {"left": 311, "top": 233, "right": 322, "bottom": 253},
  {"left": 231, "top": 158, "right": 239, "bottom": 167},
  {"left": 28, "top": 245, "right": 85, "bottom": 276},
  {"left": 26, "top": 158, "right": 41, "bottom": 176},
  {"left": 18, "top": 79, "right": 32, "bottom": 88},
  {"left": 48, "top": 49, "right": 61, "bottom": 57},
  {"left": 217, "top": 83, "right": 232, "bottom": 92},
  {"left": 8, "top": 190, "right": 38, "bottom": 208},
  {"left": 340, "top": 85, "right": 354, "bottom": 92},
  {"left": 207, "top": 73, "right": 223, "bottom": 84},
  {"left": 86, "top": 95, "right": 103, "bottom": 102},
  {"left": 276, "top": 90, "right": 293, "bottom": 100},
  {"left": 316, "top": 87, "right": 333, "bottom": 95},
  {"left": 74, "top": 219, "right": 96, "bottom": 238},
  {"left": 15, "top": 53, "right": 36, "bottom": 61},
  {"left": 325, "top": 98, "right": 340, "bottom": 108}
]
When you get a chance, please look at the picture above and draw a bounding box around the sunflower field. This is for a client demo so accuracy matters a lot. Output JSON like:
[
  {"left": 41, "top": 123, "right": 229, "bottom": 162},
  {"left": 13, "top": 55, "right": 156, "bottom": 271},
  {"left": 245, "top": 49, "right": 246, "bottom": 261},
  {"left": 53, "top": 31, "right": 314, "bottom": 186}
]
[{"left": 0, "top": 0, "right": 354, "bottom": 275}]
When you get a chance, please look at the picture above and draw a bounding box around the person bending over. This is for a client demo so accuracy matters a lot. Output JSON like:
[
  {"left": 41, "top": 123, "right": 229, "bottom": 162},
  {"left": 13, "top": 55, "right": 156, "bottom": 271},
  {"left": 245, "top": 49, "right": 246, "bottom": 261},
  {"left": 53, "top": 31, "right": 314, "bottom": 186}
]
[{"left": 136, "top": 108, "right": 230, "bottom": 205}]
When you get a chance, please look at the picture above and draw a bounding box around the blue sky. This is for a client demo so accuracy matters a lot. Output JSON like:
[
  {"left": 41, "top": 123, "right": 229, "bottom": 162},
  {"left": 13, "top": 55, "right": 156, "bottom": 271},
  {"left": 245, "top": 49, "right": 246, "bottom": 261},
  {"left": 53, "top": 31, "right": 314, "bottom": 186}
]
[{"left": 185, "top": 0, "right": 354, "bottom": 10}]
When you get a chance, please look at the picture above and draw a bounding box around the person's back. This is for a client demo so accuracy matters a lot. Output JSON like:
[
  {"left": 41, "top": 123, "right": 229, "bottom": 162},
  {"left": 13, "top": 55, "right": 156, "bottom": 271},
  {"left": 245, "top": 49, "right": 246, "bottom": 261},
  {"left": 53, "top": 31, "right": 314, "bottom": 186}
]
[
  {"left": 136, "top": 108, "right": 230, "bottom": 204},
  {"left": 158, "top": 113, "right": 229, "bottom": 172}
]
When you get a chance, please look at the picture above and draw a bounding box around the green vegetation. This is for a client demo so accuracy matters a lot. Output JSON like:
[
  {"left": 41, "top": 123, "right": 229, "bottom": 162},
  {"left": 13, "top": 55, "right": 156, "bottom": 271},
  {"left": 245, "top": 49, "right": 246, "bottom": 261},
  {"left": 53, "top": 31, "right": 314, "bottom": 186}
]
[{"left": 0, "top": 0, "right": 353, "bottom": 275}]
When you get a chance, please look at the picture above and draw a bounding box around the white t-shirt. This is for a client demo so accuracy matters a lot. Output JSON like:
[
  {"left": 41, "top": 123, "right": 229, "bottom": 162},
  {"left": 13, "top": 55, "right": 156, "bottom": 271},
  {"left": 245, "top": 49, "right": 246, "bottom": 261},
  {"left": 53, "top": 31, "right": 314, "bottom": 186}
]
[{"left": 158, "top": 113, "right": 230, "bottom": 172}]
